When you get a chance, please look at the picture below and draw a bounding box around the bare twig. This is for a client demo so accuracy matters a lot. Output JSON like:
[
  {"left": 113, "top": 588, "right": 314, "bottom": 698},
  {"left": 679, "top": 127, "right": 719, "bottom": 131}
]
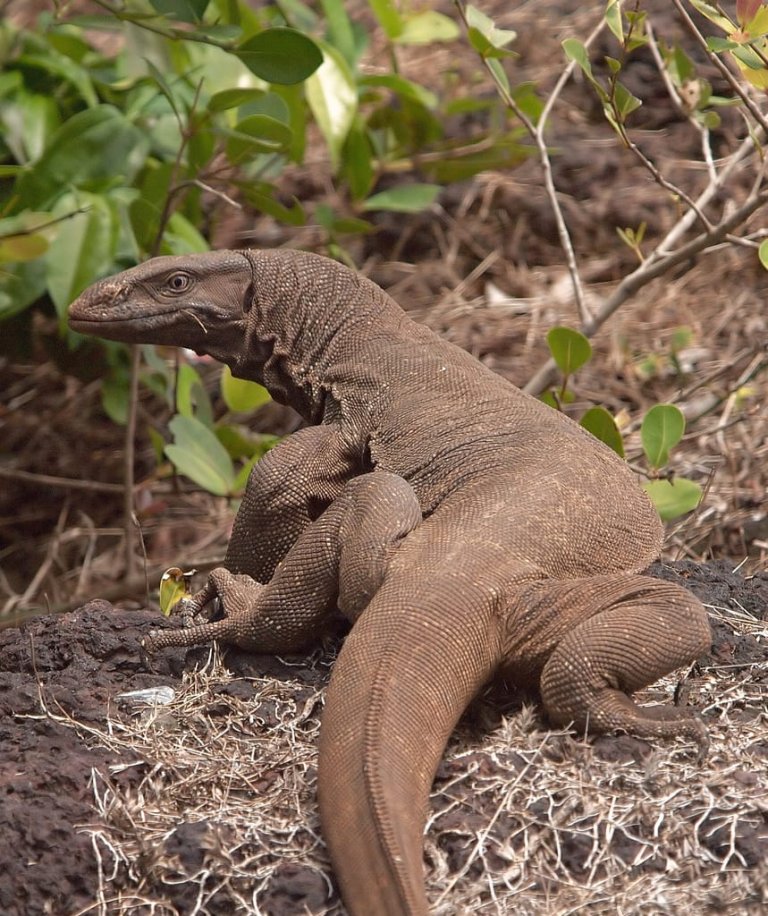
[{"left": 0, "top": 466, "right": 123, "bottom": 494}]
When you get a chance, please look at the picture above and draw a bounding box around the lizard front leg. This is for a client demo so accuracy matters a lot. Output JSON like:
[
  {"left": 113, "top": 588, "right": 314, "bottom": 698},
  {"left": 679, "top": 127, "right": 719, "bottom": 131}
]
[
  {"left": 503, "top": 575, "right": 712, "bottom": 755},
  {"left": 157, "top": 423, "right": 360, "bottom": 634},
  {"left": 146, "top": 471, "right": 422, "bottom": 653}
]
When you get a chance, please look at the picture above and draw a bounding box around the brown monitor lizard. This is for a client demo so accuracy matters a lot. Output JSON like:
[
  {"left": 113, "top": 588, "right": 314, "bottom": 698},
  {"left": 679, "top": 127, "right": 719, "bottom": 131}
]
[{"left": 68, "top": 249, "right": 711, "bottom": 915}]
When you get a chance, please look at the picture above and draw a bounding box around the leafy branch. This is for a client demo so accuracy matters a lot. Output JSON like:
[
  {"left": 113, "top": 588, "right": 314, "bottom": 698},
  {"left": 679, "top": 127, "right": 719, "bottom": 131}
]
[{"left": 525, "top": 187, "right": 768, "bottom": 394}]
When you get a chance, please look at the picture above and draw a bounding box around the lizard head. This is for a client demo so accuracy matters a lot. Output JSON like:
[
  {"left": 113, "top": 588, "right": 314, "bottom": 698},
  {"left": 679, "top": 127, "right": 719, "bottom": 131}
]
[{"left": 68, "top": 251, "right": 256, "bottom": 359}]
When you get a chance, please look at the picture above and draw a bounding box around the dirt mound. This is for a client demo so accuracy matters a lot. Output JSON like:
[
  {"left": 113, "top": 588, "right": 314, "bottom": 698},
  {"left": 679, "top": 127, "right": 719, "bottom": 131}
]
[{"left": 1, "top": 562, "right": 765, "bottom": 915}]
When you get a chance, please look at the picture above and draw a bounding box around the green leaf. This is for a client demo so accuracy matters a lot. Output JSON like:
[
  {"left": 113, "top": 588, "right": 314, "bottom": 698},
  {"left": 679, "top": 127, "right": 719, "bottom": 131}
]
[
  {"left": 316, "top": 204, "right": 372, "bottom": 235},
  {"left": 15, "top": 105, "right": 149, "bottom": 210},
  {"left": 149, "top": 0, "right": 209, "bottom": 22},
  {"left": 341, "top": 122, "right": 374, "bottom": 200},
  {"left": 688, "top": 1, "right": 734, "bottom": 32},
  {"left": 16, "top": 51, "right": 98, "bottom": 109},
  {"left": 579, "top": 406, "right": 625, "bottom": 457},
  {"left": 101, "top": 371, "right": 130, "bottom": 426},
  {"left": 224, "top": 114, "right": 293, "bottom": 162},
  {"left": 1, "top": 90, "right": 61, "bottom": 163},
  {"left": 513, "top": 82, "right": 544, "bottom": 123},
  {"left": 486, "top": 56, "right": 510, "bottom": 93},
  {"left": 540, "top": 391, "right": 558, "bottom": 409},
  {"left": 208, "top": 88, "right": 265, "bottom": 112},
  {"left": 216, "top": 424, "right": 274, "bottom": 461},
  {"left": 144, "top": 59, "right": 182, "bottom": 122},
  {"left": 466, "top": 5, "right": 517, "bottom": 50},
  {"left": 175, "top": 362, "right": 213, "bottom": 427},
  {"left": 641, "top": 404, "right": 686, "bottom": 468},
  {"left": 158, "top": 567, "right": 193, "bottom": 616},
  {"left": 165, "top": 414, "right": 236, "bottom": 496},
  {"left": 236, "top": 28, "right": 323, "bottom": 85},
  {"left": 669, "top": 45, "right": 696, "bottom": 84},
  {"left": 605, "top": 0, "right": 624, "bottom": 43},
  {"left": 305, "top": 41, "right": 357, "bottom": 170},
  {"left": 363, "top": 183, "right": 441, "bottom": 213},
  {"left": 158, "top": 212, "right": 210, "bottom": 256},
  {"left": 747, "top": 6, "right": 768, "bottom": 34},
  {"left": 540, "top": 389, "right": 575, "bottom": 409},
  {"left": 187, "top": 117, "right": 216, "bottom": 172},
  {"left": 706, "top": 36, "right": 738, "bottom": 53},
  {"left": 643, "top": 478, "right": 702, "bottom": 521},
  {"left": 613, "top": 80, "right": 642, "bottom": 119},
  {"left": 274, "top": 84, "right": 308, "bottom": 163},
  {"left": 562, "top": 38, "right": 607, "bottom": 100},
  {"left": 221, "top": 365, "right": 272, "bottom": 412},
  {"left": 320, "top": 0, "right": 357, "bottom": 65},
  {"left": 130, "top": 161, "right": 173, "bottom": 252},
  {"left": 45, "top": 193, "right": 118, "bottom": 318},
  {"left": 233, "top": 441, "right": 280, "bottom": 491},
  {"left": 423, "top": 134, "right": 530, "bottom": 183},
  {"left": 759, "top": 238, "right": 768, "bottom": 270},
  {"left": 546, "top": 326, "right": 592, "bottom": 375},
  {"left": 0, "top": 258, "right": 47, "bottom": 321},
  {"left": 396, "top": 11, "right": 460, "bottom": 45},
  {"left": 241, "top": 184, "right": 306, "bottom": 225},
  {"left": 562, "top": 37, "right": 594, "bottom": 78}
]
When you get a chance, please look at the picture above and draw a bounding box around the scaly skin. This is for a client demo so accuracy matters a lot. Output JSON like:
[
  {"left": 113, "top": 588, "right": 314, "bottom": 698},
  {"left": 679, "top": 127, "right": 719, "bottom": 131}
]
[{"left": 69, "top": 250, "right": 711, "bottom": 915}]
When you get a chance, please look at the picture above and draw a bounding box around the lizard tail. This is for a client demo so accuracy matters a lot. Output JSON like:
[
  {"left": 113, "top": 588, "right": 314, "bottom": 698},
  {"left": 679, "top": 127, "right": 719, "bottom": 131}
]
[{"left": 318, "top": 592, "right": 500, "bottom": 915}]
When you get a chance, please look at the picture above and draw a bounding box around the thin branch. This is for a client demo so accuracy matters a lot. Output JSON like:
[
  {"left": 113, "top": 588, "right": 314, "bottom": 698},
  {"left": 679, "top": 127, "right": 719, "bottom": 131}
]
[
  {"left": 0, "top": 207, "right": 92, "bottom": 240},
  {"left": 613, "top": 124, "right": 713, "bottom": 231},
  {"left": 454, "top": 1, "right": 606, "bottom": 323},
  {"left": 0, "top": 467, "right": 123, "bottom": 494},
  {"left": 645, "top": 19, "right": 717, "bottom": 183},
  {"left": 120, "top": 81, "right": 206, "bottom": 579}
]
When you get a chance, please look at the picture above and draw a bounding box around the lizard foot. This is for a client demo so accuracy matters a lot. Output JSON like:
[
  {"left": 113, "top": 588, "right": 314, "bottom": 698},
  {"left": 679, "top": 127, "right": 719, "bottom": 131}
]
[{"left": 144, "top": 568, "right": 267, "bottom": 653}]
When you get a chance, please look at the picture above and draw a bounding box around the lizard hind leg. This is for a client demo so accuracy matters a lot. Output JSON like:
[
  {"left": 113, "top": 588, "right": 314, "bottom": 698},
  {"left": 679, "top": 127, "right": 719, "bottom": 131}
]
[{"left": 537, "top": 575, "right": 712, "bottom": 754}]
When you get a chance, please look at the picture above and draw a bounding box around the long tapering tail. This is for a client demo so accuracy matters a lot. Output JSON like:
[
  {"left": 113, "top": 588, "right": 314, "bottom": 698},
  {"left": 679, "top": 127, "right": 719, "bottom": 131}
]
[{"left": 318, "top": 590, "right": 501, "bottom": 914}]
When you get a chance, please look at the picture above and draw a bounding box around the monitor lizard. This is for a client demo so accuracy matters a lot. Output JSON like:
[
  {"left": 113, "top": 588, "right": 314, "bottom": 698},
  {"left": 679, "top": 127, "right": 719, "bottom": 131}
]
[{"left": 68, "top": 249, "right": 711, "bottom": 915}]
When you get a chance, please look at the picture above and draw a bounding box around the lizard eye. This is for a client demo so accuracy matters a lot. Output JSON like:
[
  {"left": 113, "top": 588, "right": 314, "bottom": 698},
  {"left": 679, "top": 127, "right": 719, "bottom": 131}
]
[{"left": 165, "top": 271, "right": 193, "bottom": 294}]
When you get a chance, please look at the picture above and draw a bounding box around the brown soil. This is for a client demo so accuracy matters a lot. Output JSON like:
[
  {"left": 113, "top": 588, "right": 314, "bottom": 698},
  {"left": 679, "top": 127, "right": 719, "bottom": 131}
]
[{"left": 1, "top": 560, "right": 766, "bottom": 915}]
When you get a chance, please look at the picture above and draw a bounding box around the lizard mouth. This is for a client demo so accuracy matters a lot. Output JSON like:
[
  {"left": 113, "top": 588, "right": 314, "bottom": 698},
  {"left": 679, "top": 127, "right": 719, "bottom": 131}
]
[{"left": 68, "top": 310, "right": 186, "bottom": 343}]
